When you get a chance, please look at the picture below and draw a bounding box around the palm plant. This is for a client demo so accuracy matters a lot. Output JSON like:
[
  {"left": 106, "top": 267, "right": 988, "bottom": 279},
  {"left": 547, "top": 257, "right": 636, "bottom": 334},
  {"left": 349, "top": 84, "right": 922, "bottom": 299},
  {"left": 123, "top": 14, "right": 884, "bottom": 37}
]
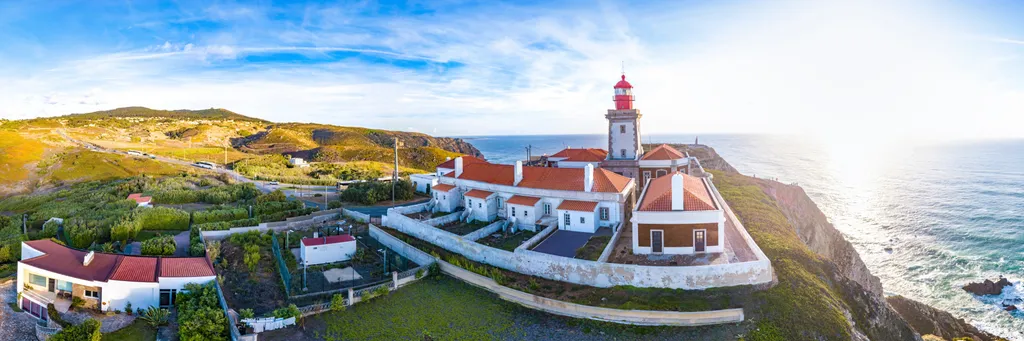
[{"left": 138, "top": 306, "right": 170, "bottom": 328}]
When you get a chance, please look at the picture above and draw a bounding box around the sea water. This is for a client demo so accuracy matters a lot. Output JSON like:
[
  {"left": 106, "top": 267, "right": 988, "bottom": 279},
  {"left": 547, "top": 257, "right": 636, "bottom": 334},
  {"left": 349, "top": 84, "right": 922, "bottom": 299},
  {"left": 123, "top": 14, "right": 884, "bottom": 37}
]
[{"left": 461, "top": 133, "right": 1024, "bottom": 340}]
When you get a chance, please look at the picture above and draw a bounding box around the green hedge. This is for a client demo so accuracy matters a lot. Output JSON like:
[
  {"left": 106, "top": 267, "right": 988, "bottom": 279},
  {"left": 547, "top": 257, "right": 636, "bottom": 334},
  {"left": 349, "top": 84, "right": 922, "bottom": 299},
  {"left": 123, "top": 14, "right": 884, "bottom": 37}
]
[
  {"left": 193, "top": 217, "right": 260, "bottom": 231},
  {"left": 137, "top": 207, "right": 189, "bottom": 230},
  {"left": 258, "top": 208, "right": 316, "bottom": 223},
  {"left": 192, "top": 208, "right": 248, "bottom": 225},
  {"left": 140, "top": 235, "right": 176, "bottom": 256},
  {"left": 341, "top": 180, "right": 414, "bottom": 205},
  {"left": 176, "top": 282, "right": 228, "bottom": 341},
  {"left": 254, "top": 201, "right": 303, "bottom": 216},
  {"left": 50, "top": 318, "right": 101, "bottom": 341}
]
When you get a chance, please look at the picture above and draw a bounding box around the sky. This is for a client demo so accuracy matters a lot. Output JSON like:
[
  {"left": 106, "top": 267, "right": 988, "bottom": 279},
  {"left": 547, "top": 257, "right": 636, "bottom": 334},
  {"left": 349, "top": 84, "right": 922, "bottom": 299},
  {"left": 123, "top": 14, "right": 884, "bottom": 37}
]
[{"left": 0, "top": 0, "right": 1023, "bottom": 139}]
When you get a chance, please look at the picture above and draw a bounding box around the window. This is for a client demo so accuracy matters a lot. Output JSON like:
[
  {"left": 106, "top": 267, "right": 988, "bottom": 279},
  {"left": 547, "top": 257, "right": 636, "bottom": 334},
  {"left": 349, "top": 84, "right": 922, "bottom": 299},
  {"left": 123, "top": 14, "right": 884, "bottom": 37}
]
[
  {"left": 497, "top": 197, "right": 503, "bottom": 209},
  {"left": 84, "top": 290, "right": 99, "bottom": 299},
  {"left": 30, "top": 274, "right": 47, "bottom": 286},
  {"left": 580, "top": 216, "right": 585, "bottom": 224},
  {"left": 57, "top": 281, "right": 72, "bottom": 292},
  {"left": 468, "top": 199, "right": 473, "bottom": 207},
  {"left": 443, "top": 195, "right": 446, "bottom": 200},
  {"left": 620, "top": 149, "right": 626, "bottom": 157},
  {"left": 656, "top": 169, "right": 667, "bottom": 177},
  {"left": 511, "top": 207, "right": 516, "bottom": 216},
  {"left": 478, "top": 202, "right": 482, "bottom": 208},
  {"left": 543, "top": 203, "right": 551, "bottom": 215},
  {"left": 620, "top": 125, "right": 625, "bottom": 133},
  {"left": 563, "top": 213, "right": 570, "bottom": 226},
  {"left": 600, "top": 207, "right": 609, "bottom": 220},
  {"left": 643, "top": 171, "right": 651, "bottom": 183},
  {"left": 160, "top": 289, "right": 177, "bottom": 307},
  {"left": 523, "top": 210, "right": 528, "bottom": 217}
]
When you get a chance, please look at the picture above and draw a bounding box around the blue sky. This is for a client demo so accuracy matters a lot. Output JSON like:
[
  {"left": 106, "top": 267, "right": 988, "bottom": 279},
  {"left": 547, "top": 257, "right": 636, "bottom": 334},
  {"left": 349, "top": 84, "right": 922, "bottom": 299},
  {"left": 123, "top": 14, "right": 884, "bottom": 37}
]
[{"left": 1, "top": 0, "right": 1023, "bottom": 138}]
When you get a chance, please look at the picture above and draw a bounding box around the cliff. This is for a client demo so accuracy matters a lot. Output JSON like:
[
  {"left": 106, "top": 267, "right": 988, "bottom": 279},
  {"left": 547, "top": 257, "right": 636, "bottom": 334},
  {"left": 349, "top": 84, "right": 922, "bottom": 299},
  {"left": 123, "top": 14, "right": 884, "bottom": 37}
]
[{"left": 694, "top": 144, "right": 1004, "bottom": 341}]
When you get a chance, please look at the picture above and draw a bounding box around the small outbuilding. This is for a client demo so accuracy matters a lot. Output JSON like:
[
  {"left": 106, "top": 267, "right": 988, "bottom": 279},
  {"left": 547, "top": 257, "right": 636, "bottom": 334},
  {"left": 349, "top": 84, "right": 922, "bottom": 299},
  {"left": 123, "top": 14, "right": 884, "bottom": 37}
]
[
  {"left": 300, "top": 235, "right": 356, "bottom": 266},
  {"left": 127, "top": 193, "right": 152, "bottom": 207}
]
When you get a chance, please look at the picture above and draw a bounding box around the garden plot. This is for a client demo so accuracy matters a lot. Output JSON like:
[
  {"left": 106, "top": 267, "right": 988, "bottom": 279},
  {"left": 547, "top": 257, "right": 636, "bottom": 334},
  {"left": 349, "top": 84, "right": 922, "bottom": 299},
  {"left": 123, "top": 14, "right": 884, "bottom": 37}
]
[
  {"left": 476, "top": 230, "right": 538, "bottom": 252},
  {"left": 217, "top": 231, "right": 288, "bottom": 315},
  {"left": 435, "top": 220, "right": 492, "bottom": 236}
]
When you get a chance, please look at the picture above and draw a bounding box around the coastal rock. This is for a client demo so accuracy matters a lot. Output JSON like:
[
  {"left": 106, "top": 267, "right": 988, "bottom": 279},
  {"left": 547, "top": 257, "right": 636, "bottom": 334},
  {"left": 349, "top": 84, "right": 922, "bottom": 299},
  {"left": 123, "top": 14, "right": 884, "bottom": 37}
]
[
  {"left": 887, "top": 295, "right": 1004, "bottom": 341},
  {"left": 1005, "top": 305, "right": 1017, "bottom": 312},
  {"left": 962, "top": 277, "right": 1012, "bottom": 296}
]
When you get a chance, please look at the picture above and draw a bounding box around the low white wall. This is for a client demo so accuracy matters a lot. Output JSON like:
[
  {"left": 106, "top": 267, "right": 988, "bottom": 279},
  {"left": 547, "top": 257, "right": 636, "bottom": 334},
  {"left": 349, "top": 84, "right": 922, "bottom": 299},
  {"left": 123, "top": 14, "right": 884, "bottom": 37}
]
[
  {"left": 369, "top": 225, "right": 436, "bottom": 266},
  {"left": 515, "top": 224, "right": 556, "bottom": 251},
  {"left": 392, "top": 202, "right": 429, "bottom": 215},
  {"left": 423, "top": 211, "right": 461, "bottom": 226},
  {"left": 386, "top": 210, "right": 772, "bottom": 290},
  {"left": 462, "top": 220, "right": 504, "bottom": 241},
  {"left": 597, "top": 222, "right": 624, "bottom": 263},
  {"left": 341, "top": 208, "right": 369, "bottom": 223},
  {"left": 437, "top": 259, "right": 744, "bottom": 326},
  {"left": 201, "top": 209, "right": 339, "bottom": 241}
]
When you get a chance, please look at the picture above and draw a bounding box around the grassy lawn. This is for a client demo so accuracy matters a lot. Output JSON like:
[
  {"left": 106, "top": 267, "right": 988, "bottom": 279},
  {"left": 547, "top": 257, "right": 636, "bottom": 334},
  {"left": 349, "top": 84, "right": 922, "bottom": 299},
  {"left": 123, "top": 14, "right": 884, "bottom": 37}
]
[
  {"left": 574, "top": 235, "right": 611, "bottom": 261},
  {"left": 478, "top": 230, "right": 537, "bottom": 251},
  {"left": 50, "top": 150, "right": 190, "bottom": 183},
  {"left": 102, "top": 320, "right": 156, "bottom": 341}
]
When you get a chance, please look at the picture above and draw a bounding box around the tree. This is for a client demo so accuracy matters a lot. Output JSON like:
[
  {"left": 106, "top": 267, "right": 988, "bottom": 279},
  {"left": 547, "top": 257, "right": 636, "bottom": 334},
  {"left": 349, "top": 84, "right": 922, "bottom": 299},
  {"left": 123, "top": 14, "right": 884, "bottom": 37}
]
[
  {"left": 49, "top": 318, "right": 101, "bottom": 341},
  {"left": 256, "top": 190, "right": 287, "bottom": 204},
  {"left": 176, "top": 282, "right": 228, "bottom": 341},
  {"left": 140, "top": 235, "right": 176, "bottom": 256},
  {"left": 41, "top": 220, "right": 60, "bottom": 238}
]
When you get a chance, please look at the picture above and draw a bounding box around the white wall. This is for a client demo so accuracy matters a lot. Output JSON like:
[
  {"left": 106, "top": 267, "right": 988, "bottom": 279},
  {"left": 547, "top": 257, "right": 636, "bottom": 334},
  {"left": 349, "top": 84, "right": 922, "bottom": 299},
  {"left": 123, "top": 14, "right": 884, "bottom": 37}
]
[
  {"left": 557, "top": 209, "right": 599, "bottom": 233},
  {"left": 106, "top": 280, "right": 159, "bottom": 311},
  {"left": 21, "top": 243, "right": 44, "bottom": 260},
  {"left": 385, "top": 211, "right": 772, "bottom": 290},
  {"left": 464, "top": 195, "right": 496, "bottom": 222},
  {"left": 159, "top": 276, "right": 216, "bottom": 290},
  {"left": 609, "top": 120, "right": 638, "bottom": 160},
  {"left": 556, "top": 161, "right": 602, "bottom": 169},
  {"left": 505, "top": 203, "right": 539, "bottom": 231},
  {"left": 18, "top": 263, "right": 109, "bottom": 311},
  {"left": 410, "top": 174, "right": 438, "bottom": 194},
  {"left": 432, "top": 189, "right": 461, "bottom": 213},
  {"left": 301, "top": 241, "right": 357, "bottom": 265}
]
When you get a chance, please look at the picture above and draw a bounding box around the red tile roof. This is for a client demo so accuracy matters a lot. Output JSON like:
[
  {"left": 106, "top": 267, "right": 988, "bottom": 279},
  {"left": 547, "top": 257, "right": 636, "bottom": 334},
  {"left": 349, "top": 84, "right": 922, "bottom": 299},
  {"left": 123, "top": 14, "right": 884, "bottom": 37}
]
[
  {"left": 550, "top": 148, "right": 608, "bottom": 162},
  {"left": 638, "top": 172, "right": 717, "bottom": 212},
  {"left": 557, "top": 200, "right": 599, "bottom": 212},
  {"left": 464, "top": 189, "right": 494, "bottom": 199},
  {"left": 127, "top": 193, "right": 152, "bottom": 204},
  {"left": 506, "top": 195, "right": 541, "bottom": 206},
  {"left": 20, "top": 240, "right": 216, "bottom": 282},
  {"left": 160, "top": 258, "right": 216, "bottom": 278},
  {"left": 301, "top": 235, "right": 355, "bottom": 246},
  {"left": 436, "top": 156, "right": 486, "bottom": 169},
  {"left": 640, "top": 144, "right": 686, "bottom": 161},
  {"left": 432, "top": 183, "right": 456, "bottom": 192},
  {"left": 445, "top": 163, "right": 632, "bottom": 193},
  {"left": 109, "top": 256, "right": 158, "bottom": 283}
]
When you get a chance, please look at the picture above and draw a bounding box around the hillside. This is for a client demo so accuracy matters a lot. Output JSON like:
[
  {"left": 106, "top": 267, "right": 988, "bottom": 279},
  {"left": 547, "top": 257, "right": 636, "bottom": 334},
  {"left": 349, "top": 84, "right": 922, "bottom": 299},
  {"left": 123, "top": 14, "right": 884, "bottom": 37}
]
[{"left": 0, "top": 107, "right": 482, "bottom": 197}]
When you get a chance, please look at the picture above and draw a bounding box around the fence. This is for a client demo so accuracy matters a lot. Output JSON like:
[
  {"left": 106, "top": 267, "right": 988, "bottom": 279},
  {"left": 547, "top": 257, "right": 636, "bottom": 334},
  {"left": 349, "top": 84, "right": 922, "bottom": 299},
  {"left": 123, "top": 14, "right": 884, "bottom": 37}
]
[
  {"left": 213, "top": 280, "right": 243, "bottom": 341},
  {"left": 269, "top": 231, "right": 292, "bottom": 297}
]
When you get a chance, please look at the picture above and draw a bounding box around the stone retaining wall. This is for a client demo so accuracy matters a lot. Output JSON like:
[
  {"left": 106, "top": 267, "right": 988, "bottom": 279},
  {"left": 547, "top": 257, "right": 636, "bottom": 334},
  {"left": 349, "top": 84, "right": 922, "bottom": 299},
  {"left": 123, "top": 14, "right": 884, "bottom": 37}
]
[{"left": 462, "top": 220, "right": 504, "bottom": 241}]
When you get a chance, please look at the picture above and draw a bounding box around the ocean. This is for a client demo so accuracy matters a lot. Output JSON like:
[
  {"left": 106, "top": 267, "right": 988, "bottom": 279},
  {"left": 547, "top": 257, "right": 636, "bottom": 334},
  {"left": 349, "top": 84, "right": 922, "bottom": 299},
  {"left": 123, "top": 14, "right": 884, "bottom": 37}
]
[{"left": 461, "top": 133, "right": 1024, "bottom": 340}]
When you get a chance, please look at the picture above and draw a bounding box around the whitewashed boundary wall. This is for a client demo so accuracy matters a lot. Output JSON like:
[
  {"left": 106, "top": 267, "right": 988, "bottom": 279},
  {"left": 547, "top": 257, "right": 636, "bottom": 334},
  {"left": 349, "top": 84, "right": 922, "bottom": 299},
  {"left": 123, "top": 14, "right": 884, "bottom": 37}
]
[
  {"left": 597, "top": 222, "right": 624, "bottom": 263},
  {"left": 386, "top": 209, "right": 772, "bottom": 290},
  {"left": 423, "top": 211, "right": 461, "bottom": 226},
  {"left": 516, "top": 224, "right": 557, "bottom": 251},
  {"left": 462, "top": 220, "right": 504, "bottom": 241},
  {"left": 369, "top": 224, "right": 436, "bottom": 266},
  {"left": 341, "top": 208, "right": 369, "bottom": 223},
  {"left": 437, "top": 259, "right": 744, "bottom": 326},
  {"left": 391, "top": 202, "right": 429, "bottom": 215},
  {"left": 202, "top": 209, "right": 341, "bottom": 241}
]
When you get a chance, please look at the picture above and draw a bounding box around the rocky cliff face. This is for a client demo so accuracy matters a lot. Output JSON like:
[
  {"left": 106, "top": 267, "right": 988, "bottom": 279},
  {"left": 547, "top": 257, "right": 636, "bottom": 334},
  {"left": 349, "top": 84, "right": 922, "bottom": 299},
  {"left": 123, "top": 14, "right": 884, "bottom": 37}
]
[{"left": 692, "top": 143, "right": 1004, "bottom": 341}]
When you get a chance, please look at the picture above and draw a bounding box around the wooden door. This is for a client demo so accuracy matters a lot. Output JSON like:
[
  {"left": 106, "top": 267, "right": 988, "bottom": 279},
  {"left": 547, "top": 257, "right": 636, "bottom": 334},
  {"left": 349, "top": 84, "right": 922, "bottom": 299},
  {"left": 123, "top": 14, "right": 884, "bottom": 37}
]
[
  {"left": 47, "top": 278, "right": 55, "bottom": 292},
  {"left": 694, "top": 230, "right": 706, "bottom": 252},
  {"left": 651, "top": 230, "right": 664, "bottom": 253}
]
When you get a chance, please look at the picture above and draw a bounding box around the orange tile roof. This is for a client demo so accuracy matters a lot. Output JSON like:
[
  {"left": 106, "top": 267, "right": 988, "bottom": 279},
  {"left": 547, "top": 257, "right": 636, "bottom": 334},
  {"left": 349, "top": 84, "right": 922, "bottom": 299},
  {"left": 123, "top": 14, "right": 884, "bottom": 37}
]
[
  {"left": 506, "top": 195, "right": 541, "bottom": 206},
  {"left": 640, "top": 144, "right": 686, "bottom": 161},
  {"left": 557, "top": 200, "right": 599, "bottom": 212},
  {"left": 127, "top": 193, "right": 152, "bottom": 204},
  {"left": 638, "top": 172, "right": 717, "bottom": 211},
  {"left": 551, "top": 148, "right": 608, "bottom": 162},
  {"left": 437, "top": 156, "right": 486, "bottom": 169},
  {"left": 444, "top": 162, "right": 632, "bottom": 193},
  {"left": 464, "top": 189, "right": 494, "bottom": 199},
  {"left": 432, "top": 183, "right": 456, "bottom": 192},
  {"left": 109, "top": 256, "right": 158, "bottom": 283},
  {"left": 160, "top": 258, "right": 215, "bottom": 278}
]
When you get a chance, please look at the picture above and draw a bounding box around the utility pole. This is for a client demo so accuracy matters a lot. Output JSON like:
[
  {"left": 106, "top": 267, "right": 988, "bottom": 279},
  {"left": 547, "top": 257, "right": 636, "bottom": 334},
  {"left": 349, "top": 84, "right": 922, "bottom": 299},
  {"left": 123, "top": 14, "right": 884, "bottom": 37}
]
[
  {"left": 22, "top": 214, "right": 27, "bottom": 236},
  {"left": 392, "top": 137, "right": 399, "bottom": 208}
]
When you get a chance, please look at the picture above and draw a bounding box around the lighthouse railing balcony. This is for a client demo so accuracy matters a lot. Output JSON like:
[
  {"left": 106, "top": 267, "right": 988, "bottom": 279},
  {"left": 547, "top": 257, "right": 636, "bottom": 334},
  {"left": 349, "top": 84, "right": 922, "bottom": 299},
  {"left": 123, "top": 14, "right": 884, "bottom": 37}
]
[{"left": 612, "top": 95, "right": 635, "bottom": 101}]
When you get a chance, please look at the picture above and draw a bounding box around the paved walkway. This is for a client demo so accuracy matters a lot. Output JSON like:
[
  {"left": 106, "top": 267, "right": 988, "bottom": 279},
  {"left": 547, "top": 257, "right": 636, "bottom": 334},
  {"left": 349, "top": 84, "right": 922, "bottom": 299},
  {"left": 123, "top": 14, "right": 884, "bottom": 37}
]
[
  {"left": 173, "top": 230, "right": 190, "bottom": 256},
  {"left": 0, "top": 281, "right": 38, "bottom": 341},
  {"left": 532, "top": 230, "right": 595, "bottom": 258}
]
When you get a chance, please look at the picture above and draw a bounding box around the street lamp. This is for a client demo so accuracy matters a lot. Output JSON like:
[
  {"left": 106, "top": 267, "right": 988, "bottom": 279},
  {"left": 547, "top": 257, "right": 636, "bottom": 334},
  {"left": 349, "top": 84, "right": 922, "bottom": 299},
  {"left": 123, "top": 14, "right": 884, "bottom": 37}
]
[
  {"left": 286, "top": 230, "right": 294, "bottom": 249},
  {"left": 377, "top": 248, "right": 388, "bottom": 274}
]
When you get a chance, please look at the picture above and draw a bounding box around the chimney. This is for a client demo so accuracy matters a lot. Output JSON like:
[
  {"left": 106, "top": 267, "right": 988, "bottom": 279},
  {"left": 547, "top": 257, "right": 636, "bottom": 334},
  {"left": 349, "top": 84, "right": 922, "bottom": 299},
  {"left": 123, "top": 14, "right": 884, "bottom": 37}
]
[
  {"left": 455, "top": 157, "right": 464, "bottom": 177},
  {"left": 83, "top": 251, "right": 95, "bottom": 266},
  {"left": 584, "top": 164, "right": 594, "bottom": 192},
  {"left": 313, "top": 231, "right": 319, "bottom": 238},
  {"left": 670, "top": 159, "right": 678, "bottom": 173},
  {"left": 446, "top": 157, "right": 451, "bottom": 161},
  {"left": 514, "top": 161, "right": 523, "bottom": 186},
  {"left": 671, "top": 173, "right": 685, "bottom": 210}
]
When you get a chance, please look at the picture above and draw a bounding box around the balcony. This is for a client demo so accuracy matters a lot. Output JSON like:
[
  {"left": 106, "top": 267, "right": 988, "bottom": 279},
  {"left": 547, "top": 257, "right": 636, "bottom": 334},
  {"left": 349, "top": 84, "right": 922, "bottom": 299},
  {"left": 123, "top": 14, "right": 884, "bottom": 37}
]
[{"left": 22, "top": 289, "right": 71, "bottom": 313}]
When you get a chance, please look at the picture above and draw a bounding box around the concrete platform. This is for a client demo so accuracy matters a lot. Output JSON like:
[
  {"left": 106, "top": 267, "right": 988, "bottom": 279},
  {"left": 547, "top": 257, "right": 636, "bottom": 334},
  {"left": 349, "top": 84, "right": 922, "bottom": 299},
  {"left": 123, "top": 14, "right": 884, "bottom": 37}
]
[{"left": 531, "top": 228, "right": 612, "bottom": 258}]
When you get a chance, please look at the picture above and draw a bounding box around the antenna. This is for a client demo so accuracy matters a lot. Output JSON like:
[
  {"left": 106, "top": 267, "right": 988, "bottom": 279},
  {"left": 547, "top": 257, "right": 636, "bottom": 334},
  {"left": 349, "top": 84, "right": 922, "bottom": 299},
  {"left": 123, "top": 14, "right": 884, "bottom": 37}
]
[{"left": 621, "top": 61, "right": 625, "bottom": 75}]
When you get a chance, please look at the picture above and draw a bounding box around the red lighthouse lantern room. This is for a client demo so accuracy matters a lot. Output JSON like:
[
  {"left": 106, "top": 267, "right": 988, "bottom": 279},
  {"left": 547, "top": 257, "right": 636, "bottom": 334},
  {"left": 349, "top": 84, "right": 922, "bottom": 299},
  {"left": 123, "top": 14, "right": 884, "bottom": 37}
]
[{"left": 613, "top": 74, "right": 634, "bottom": 110}]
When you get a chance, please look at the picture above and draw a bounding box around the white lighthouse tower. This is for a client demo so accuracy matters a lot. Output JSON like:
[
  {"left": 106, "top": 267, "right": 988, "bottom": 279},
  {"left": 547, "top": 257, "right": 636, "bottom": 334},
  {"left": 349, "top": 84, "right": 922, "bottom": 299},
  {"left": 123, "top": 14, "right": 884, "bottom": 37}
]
[{"left": 601, "top": 74, "right": 644, "bottom": 179}]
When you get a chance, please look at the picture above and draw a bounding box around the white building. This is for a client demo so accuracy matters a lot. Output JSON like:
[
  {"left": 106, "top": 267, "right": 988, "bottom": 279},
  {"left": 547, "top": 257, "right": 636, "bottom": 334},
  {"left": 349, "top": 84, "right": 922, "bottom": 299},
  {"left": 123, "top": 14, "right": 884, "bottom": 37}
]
[
  {"left": 409, "top": 173, "right": 439, "bottom": 194},
  {"left": 127, "top": 193, "right": 152, "bottom": 207},
  {"left": 289, "top": 157, "right": 310, "bottom": 168},
  {"left": 631, "top": 172, "right": 726, "bottom": 255},
  {"left": 17, "top": 240, "right": 215, "bottom": 319},
  {"left": 431, "top": 158, "right": 634, "bottom": 233},
  {"left": 300, "top": 235, "right": 357, "bottom": 266}
]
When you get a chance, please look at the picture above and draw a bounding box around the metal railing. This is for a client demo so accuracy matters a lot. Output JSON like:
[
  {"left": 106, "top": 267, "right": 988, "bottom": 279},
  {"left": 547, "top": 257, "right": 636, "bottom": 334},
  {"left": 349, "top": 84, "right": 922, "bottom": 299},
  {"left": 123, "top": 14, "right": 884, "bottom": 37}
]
[{"left": 269, "top": 231, "right": 292, "bottom": 297}]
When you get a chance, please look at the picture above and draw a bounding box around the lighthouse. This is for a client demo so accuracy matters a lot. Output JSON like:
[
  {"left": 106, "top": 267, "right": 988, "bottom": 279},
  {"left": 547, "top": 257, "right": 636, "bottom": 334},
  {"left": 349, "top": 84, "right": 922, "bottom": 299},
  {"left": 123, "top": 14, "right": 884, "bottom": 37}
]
[{"left": 601, "top": 73, "right": 644, "bottom": 180}]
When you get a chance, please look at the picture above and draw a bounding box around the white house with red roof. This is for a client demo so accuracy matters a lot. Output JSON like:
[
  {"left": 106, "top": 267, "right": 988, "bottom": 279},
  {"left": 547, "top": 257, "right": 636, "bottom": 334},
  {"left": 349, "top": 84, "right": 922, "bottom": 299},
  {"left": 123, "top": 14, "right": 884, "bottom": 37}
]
[
  {"left": 127, "top": 193, "right": 152, "bottom": 207},
  {"left": 632, "top": 172, "right": 725, "bottom": 255},
  {"left": 16, "top": 239, "right": 215, "bottom": 318},
  {"left": 300, "top": 234, "right": 357, "bottom": 266}
]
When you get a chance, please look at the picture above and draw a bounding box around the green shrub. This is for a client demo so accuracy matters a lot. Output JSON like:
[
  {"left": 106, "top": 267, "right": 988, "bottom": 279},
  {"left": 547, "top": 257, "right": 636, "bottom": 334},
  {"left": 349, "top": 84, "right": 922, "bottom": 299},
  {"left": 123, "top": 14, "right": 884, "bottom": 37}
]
[
  {"left": 176, "top": 282, "right": 228, "bottom": 341},
  {"left": 47, "top": 303, "right": 71, "bottom": 327},
  {"left": 256, "top": 190, "right": 287, "bottom": 204},
  {"left": 340, "top": 179, "right": 414, "bottom": 205},
  {"left": 239, "top": 308, "right": 254, "bottom": 319},
  {"left": 206, "top": 241, "right": 221, "bottom": 262},
  {"left": 138, "top": 306, "right": 171, "bottom": 328},
  {"left": 257, "top": 207, "right": 315, "bottom": 223},
  {"left": 272, "top": 304, "right": 301, "bottom": 321},
  {"left": 110, "top": 213, "right": 141, "bottom": 244},
  {"left": 253, "top": 200, "right": 302, "bottom": 215},
  {"left": 331, "top": 294, "right": 346, "bottom": 311},
  {"left": 66, "top": 224, "right": 96, "bottom": 249},
  {"left": 193, "top": 217, "right": 259, "bottom": 231},
  {"left": 71, "top": 296, "right": 85, "bottom": 309},
  {"left": 41, "top": 220, "right": 60, "bottom": 238},
  {"left": 189, "top": 242, "right": 205, "bottom": 257},
  {"left": 140, "top": 235, "right": 176, "bottom": 256},
  {"left": 243, "top": 244, "right": 260, "bottom": 272},
  {"left": 50, "top": 318, "right": 101, "bottom": 341},
  {"left": 137, "top": 207, "right": 189, "bottom": 230},
  {"left": 328, "top": 200, "right": 342, "bottom": 209},
  {"left": 192, "top": 208, "right": 248, "bottom": 225}
]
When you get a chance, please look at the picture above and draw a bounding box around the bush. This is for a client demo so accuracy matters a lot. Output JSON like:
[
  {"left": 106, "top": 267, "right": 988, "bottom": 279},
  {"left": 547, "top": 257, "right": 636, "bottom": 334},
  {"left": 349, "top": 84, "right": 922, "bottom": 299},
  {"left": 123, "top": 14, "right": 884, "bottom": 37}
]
[
  {"left": 137, "top": 207, "right": 189, "bottom": 230},
  {"left": 341, "top": 180, "right": 414, "bottom": 205},
  {"left": 138, "top": 306, "right": 170, "bottom": 328},
  {"left": 48, "top": 303, "right": 71, "bottom": 327},
  {"left": 328, "top": 200, "right": 342, "bottom": 209},
  {"left": 140, "top": 235, "right": 176, "bottom": 256},
  {"left": 41, "top": 220, "right": 60, "bottom": 238},
  {"left": 189, "top": 242, "right": 205, "bottom": 257},
  {"left": 257, "top": 207, "right": 315, "bottom": 223},
  {"left": 71, "top": 296, "right": 85, "bottom": 309},
  {"left": 272, "top": 304, "right": 301, "bottom": 321},
  {"left": 206, "top": 241, "right": 221, "bottom": 262},
  {"left": 253, "top": 200, "right": 302, "bottom": 216},
  {"left": 66, "top": 224, "right": 96, "bottom": 249},
  {"left": 192, "top": 208, "right": 248, "bottom": 225},
  {"left": 193, "top": 217, "right": 259, "bottom": 231},
  {"left": 331, "top": 294, "right": 346, "bottom": 311},
  {"left": 243, "top": 244, "right": 260, "bottom": 272},
  {"left": 256, "top": 190, "right": 287, "bottom": 204},
  {"left": 176, "top": 282, "right": 228, "bottom": 341},
  {"left": 110, "top": 213, "right": 141, "bottom": 244},
  {"left": 239, "top": 308, "right": 254, "bottom": 319},
  {"left": 50, "top": 318, "right": 101, "bottom": 341}
]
